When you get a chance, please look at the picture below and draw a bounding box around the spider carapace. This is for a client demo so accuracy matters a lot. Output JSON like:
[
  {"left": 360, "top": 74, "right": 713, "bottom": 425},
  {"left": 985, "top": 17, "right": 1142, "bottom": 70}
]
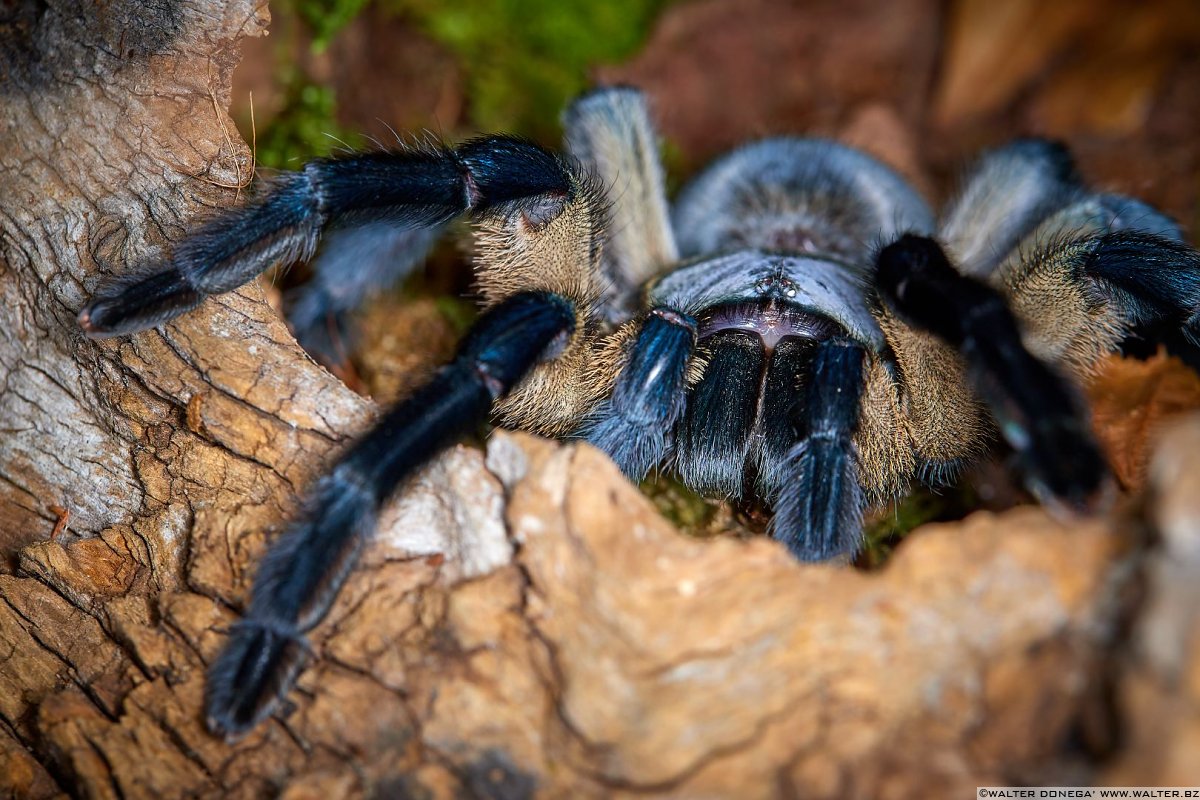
[{"left": 78, "top": 87, "right": 1200, "bottom": 738}]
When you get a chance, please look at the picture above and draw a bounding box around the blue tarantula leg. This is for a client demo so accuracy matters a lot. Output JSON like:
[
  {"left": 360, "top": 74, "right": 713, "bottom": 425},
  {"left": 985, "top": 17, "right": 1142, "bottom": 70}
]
[
  {"left": 876, "top": 234, "right": 1110, "bottom": 514},
  {"left": 675, "top": 330, "right": 765, "bottom": 498},
  {"left": 79, "top": 136, "right": 573, "bottom": 338},
  {"left": 1082, "top": 230, "right": 1200, "bottom": 369},
  {"left": 576, "top": 307, "right": 697, "bottom": 480},
  {"left": 771, "top": 337, "right": 867, "bottom": 562},
  {"left": 204, "top": 291, "right": 575, "bottom": 739}
]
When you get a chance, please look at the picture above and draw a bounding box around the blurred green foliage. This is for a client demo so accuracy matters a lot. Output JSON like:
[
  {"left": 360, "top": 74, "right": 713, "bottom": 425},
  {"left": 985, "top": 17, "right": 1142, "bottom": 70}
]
[
  {"left": 389, "top": 0, "right": 666, "bottom": 138},
  {"left": 254, "top": 70, "right": 353, "bottom": 168},
  {"left": 432, "top": 294, "right": 478, "bottom": 335},
  {"left": 291, "top": 0, "right": 373, "bottom": 52},
  {"left": 261, "top": 0, "right": 666, "bottom": 157}
]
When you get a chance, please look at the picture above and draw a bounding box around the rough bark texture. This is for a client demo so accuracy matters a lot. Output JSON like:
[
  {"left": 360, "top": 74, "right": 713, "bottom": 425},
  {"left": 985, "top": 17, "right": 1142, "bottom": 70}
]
[{"left": 1, "top": 2, "right": 1199, "bottom": 799}]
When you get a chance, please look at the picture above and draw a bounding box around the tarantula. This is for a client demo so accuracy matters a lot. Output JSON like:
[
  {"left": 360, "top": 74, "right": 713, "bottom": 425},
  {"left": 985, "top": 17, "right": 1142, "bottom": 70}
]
[{"left": 78, "top": 88, "right": 1200, "bottom": 739}]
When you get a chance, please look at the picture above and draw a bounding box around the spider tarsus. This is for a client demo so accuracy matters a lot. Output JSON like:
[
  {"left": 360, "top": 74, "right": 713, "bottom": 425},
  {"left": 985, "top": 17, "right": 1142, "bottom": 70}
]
[
  {"left": 774, "top": 436, "right": 865, "bottom": 561},
  {"left": 204, "top": 619, "right": 309, "bottom": 739},
  {"left": 79, "top": 267, "right": 204, "bottom": 338}
]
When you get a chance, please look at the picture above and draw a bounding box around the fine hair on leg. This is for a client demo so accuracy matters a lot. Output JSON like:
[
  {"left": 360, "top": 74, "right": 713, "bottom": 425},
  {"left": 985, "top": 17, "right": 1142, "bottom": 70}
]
[
  {"left": 79, "top": 136, "right": 577, "bottom": 338},
  {"left": 563, "top": 87, "right": 678, "bottom": 316}
]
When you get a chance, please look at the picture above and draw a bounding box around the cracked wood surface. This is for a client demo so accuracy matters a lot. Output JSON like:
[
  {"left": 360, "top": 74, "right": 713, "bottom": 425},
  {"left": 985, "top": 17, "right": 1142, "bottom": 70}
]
[{"left": 0, "top": 2, "right": 1197, "bottom": 798}]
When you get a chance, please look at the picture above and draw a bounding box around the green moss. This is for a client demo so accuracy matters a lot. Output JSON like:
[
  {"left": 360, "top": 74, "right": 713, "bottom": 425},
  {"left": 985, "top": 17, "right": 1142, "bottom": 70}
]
[
  {"left": 639, "top": 474, "right": 718, "bottom": 533},
  {"left": 857, "top": 483, "right": 980, "bottom": 569},
  {"left": 291, "top": 0, "right": 372, "bottom": 52},
  {"left": 252, "top": 0, "right": 668, "bottom": 168},
  {"left": 388, "top": 0, "right": 667, "bottom": 138},
  {"left": 242, "top": 0, "right": 365, "bottom": 169},
  {"left": 432, "top": 294, "right": 477, "bottom": 335},
  {"left": 254, "top": 72, "right": 353, "bottom": 169}
]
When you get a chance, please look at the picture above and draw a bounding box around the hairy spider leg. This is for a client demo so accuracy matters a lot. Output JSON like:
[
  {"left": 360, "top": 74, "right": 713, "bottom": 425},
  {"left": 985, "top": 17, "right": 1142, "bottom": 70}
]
[
  {"left": 79, "top": 136, "right": 576, "bottom": 337},
  {"left": 1083, "top": 232, "right": 1200, "bottom": 363},
  {"left": 204, "top": 291, "right": 575, "bottom": 739},
  {"left": 269, "top": 86, "right": 677, "bottom": 351},
  {"left": 1001, "top": 222, "right": 1199, "bottom": 360},
  {"left": 940, "top": 138, "right": 1199, "bottom": 358},
  {"left": 576, "top": 306, "right": 697, "bottom": 480},
  {"left": 993, "top": 226, "right": 1200, "bottom": 369},
  {"left": 876, "top": 234, "right": 1111, "bottom": 515},
  {"left": 753, "top": 337, "right": 822, "bottom": 498},
  {"left": 770, "top": 337, "right": 868, "bottom": 561}
]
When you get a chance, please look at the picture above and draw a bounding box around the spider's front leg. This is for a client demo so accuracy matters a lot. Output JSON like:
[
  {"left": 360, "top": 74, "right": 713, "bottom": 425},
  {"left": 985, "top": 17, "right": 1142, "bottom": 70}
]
[
  {"left": 875, "top": 234, "right": 1112, "bottom": 514},
  {"left": 203, "top": 290, "right": 576, "bottom": 738},
  {"left": 78, "top": 136, "right": 573, "bottom": 337}
]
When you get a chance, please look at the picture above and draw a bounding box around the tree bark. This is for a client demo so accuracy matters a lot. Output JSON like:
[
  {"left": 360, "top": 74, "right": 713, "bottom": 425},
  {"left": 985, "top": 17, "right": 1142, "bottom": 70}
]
[{"left": 1, "top": 2, "right": 1197, "bottom": 799}]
